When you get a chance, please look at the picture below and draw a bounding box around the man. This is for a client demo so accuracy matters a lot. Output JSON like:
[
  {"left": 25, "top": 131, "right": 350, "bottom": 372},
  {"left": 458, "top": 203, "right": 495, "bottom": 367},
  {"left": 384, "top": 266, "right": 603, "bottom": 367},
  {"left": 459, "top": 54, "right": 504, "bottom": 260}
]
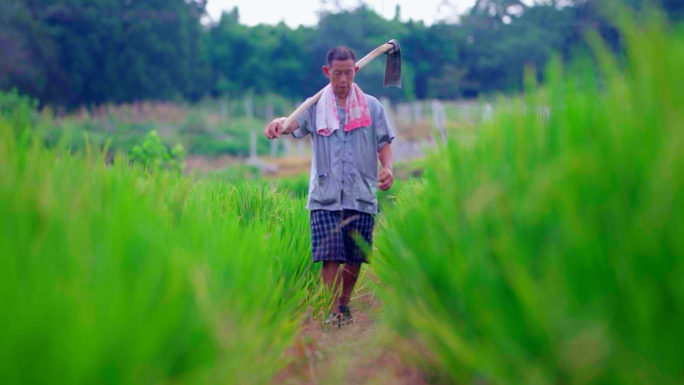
[{"left": 264, "top": 46, "right": 395, "bottom": 326}]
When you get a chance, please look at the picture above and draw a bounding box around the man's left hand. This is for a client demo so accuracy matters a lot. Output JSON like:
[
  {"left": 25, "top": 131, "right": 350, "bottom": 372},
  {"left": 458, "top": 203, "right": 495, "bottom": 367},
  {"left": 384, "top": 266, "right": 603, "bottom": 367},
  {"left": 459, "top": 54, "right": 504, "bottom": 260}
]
[{"left": 379, "top": 167, "right": 394, "bottom": 191}]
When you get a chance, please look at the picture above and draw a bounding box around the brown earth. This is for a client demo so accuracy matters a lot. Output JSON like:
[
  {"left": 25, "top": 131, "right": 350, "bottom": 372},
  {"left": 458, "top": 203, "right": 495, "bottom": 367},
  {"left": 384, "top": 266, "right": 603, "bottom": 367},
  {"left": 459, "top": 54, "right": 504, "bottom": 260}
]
[
  {"left": 185, "top": 154, "right": 312, "bottom": 178},
  {"left": 274, "top": 277, "right": 429, "bottom": 385},
  {"left": 185, "top": 154, "right": 242, "bottom": 172}
]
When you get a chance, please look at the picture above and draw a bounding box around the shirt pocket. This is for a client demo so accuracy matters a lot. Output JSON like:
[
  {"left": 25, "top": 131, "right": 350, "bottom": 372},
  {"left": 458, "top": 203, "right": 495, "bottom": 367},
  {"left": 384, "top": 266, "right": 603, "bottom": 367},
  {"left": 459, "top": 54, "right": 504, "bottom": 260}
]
[
  {"left": 310, "top": 174, "right": 338, "bottom": 206},
  {"left": 355, "top": 169, "right": 377, "bottom": 205}
]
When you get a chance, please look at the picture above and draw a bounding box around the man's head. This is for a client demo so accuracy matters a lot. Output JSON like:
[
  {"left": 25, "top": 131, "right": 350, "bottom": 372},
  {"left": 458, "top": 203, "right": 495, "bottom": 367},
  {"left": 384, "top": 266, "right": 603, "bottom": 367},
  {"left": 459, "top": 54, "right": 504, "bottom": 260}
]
[{"left": 323, "top": 46, "right": 359, "bottom": 99}]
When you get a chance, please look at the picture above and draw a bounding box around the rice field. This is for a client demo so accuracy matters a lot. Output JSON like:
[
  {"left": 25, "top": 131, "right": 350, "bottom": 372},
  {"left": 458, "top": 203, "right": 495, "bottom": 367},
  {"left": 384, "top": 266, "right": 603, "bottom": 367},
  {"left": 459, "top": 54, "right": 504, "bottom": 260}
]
[
  {"left": 375, "top": 10, "right": 684, "bottom": 385},
  {"left": 1, "top": 7, "right": 683, "bottom": 385},
  {"left": 0, "top": 117, "right": 317, "bottom": 383}
]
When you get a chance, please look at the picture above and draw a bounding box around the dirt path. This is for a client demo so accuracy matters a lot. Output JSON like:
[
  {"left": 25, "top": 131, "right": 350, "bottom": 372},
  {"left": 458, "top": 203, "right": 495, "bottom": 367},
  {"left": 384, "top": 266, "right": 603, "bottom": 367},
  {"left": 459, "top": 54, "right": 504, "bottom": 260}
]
[{"left": 275, "top": 276, "right": 428, "bottom": 385}]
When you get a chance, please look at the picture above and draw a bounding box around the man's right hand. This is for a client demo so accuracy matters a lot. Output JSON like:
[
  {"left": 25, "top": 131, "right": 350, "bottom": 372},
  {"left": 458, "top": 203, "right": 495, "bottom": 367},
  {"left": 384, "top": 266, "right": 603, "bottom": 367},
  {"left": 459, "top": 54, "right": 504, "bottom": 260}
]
[{"left": 264, "top": 117, "right": 287, "bottom": 139}]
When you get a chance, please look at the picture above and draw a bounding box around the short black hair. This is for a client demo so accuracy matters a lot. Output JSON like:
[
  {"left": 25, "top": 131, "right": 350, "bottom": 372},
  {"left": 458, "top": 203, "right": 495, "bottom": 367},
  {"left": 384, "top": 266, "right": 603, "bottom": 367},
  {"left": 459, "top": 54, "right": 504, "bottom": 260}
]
[{"left": 326, "top": 46, "right": 356, "bottom": 67}]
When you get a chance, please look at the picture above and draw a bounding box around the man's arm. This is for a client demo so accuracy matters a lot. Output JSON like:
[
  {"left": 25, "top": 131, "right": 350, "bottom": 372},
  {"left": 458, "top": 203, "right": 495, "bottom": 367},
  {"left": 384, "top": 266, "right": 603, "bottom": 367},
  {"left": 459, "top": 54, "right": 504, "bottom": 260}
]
[
  {"left": 378, "top": 143, "right": 394, "bottom": 191},
  {"left": 264, "top": 117, "right": 300, "bottom": 139}
]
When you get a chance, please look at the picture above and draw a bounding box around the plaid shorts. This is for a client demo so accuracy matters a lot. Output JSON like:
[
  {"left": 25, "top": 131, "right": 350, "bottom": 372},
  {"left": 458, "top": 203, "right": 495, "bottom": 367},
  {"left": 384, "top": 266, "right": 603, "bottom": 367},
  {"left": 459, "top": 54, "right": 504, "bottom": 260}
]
[{"left": 310, "top": 209, "right": 375, "bottom": 265}]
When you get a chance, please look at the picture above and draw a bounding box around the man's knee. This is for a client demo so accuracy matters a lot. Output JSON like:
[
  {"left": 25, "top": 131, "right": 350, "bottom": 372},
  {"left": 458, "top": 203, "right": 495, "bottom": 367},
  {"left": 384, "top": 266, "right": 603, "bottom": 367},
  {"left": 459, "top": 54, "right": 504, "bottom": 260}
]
[
  {"left": 322, "top": 261, "right": 341, "bottom": 282},
  {"left": 323, "top": 261, "right": 341, "bottom": 270}
]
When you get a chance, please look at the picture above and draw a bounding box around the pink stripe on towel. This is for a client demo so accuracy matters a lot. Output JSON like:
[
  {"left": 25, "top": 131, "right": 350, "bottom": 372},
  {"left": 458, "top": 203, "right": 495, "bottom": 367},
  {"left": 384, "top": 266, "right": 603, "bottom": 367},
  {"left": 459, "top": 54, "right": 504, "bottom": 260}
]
[{"left": 315, "top": 83, "right": 371, "bottom": 136}]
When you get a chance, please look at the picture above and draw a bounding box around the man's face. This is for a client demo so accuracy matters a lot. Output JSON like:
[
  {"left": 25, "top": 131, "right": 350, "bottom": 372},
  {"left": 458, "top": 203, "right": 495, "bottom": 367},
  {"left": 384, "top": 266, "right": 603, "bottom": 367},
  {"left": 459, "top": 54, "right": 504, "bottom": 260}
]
[{"left": 323, "top": 59, "right": 358, "bottom": 97}]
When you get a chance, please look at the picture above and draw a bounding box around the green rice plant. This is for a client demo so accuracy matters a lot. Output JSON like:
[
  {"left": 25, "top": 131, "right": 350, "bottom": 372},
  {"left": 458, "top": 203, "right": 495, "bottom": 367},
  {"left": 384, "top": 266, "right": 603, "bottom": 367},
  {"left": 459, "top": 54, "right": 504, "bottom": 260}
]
[
  {"left": 376, "top": 9, "right": 684, "bottom": 385},
  {"left": 130, "top": 130, "right": 186, "bottom": 174},
  {"left": 0, "top": 89, "right": 38, "bottom": 133},
  {"left": 0, "top": 121, "right": 315, "bottom": 384},
  {"left": 273, "top": 173, "right": 310, "bottom": 199}
]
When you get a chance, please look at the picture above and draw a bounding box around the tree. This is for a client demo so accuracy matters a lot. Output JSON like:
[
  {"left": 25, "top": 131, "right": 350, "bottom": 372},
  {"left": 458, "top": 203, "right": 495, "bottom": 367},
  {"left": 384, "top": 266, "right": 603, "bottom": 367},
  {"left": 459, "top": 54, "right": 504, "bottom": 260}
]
[
  {"left": 2, "top": 0, "right": 681, "bottom": 106},
  {"left": 207, "top": 8, "right": 311, "bottom": 98},
  {"left": 0, "top": 1, "right": 66, "bottom": 105},
  {"left": 3, "top": 0, "right": 211, "bottom": 106}
]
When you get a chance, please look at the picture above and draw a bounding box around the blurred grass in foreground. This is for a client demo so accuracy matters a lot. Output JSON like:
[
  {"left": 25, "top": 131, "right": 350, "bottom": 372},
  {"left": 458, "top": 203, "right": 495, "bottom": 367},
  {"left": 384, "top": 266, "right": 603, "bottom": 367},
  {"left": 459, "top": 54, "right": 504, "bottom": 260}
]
[
  {"left": 376, "top": 9, "right": 684, "bottom": 385},
  {"left": 0, "top": 118, "right": 316, "bottom": 383}
]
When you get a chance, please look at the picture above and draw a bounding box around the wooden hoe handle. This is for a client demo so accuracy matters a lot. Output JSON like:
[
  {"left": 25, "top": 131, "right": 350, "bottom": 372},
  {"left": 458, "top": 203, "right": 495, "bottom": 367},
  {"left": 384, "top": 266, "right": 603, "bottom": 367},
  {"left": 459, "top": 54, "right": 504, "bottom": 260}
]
[{"left": 282, "top": 42, "right": 396, "bottom": 131}]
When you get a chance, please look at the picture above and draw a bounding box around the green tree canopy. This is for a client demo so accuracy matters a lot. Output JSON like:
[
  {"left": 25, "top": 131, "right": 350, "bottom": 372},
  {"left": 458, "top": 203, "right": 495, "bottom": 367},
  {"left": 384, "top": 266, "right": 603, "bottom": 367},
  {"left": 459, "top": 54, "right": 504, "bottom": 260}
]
[{"left": 1, "top": 0, "right": 681, "bottom": 107}]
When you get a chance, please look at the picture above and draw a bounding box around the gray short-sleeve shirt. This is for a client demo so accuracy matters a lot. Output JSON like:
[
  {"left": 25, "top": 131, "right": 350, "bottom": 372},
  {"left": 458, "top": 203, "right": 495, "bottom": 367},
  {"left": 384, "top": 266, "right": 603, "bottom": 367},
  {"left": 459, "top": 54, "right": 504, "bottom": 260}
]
[{"left": 292, "top": 93, "right": 395, "bottom": 214}]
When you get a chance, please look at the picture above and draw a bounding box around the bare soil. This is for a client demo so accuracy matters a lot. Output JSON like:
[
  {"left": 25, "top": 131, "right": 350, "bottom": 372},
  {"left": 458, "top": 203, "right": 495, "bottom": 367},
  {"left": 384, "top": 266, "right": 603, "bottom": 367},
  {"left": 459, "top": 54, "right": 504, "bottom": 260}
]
[
  {"left": 274, "top": 291, "right": 428, "bottom": 385},
  {"left": 185, "top": 154, "right": 242, "bottom": 172}
]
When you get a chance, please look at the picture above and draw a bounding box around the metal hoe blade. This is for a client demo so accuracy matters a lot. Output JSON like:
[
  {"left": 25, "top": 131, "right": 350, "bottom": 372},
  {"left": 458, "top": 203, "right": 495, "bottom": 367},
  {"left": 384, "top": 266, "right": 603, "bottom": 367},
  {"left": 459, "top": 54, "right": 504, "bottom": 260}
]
[{"left": 383, "top": 39, "right": 402, "bottom": 89}]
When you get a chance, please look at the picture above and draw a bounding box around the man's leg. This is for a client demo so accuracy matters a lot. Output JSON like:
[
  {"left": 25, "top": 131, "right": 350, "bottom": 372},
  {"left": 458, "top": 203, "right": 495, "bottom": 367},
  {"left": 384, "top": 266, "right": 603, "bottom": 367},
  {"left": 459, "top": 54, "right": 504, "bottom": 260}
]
[
  {"left": 311, "top": 209, "right": 345, "bottom": 314},
  {"left": 338, "top": 264, "right": 361, "bottom": 307},
  {"left": 322, "top": 261, "right": 341, "bottom": 309},
  {"left": 336, "top": 210, "right": 373, "bottom": 325}
]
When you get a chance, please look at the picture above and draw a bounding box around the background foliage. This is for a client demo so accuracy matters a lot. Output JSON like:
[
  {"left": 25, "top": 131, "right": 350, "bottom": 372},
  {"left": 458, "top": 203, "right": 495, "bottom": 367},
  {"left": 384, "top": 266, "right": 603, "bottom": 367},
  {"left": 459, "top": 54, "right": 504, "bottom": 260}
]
[{"left": 2, "top": 0, "right": 683, "bottom": 108}]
